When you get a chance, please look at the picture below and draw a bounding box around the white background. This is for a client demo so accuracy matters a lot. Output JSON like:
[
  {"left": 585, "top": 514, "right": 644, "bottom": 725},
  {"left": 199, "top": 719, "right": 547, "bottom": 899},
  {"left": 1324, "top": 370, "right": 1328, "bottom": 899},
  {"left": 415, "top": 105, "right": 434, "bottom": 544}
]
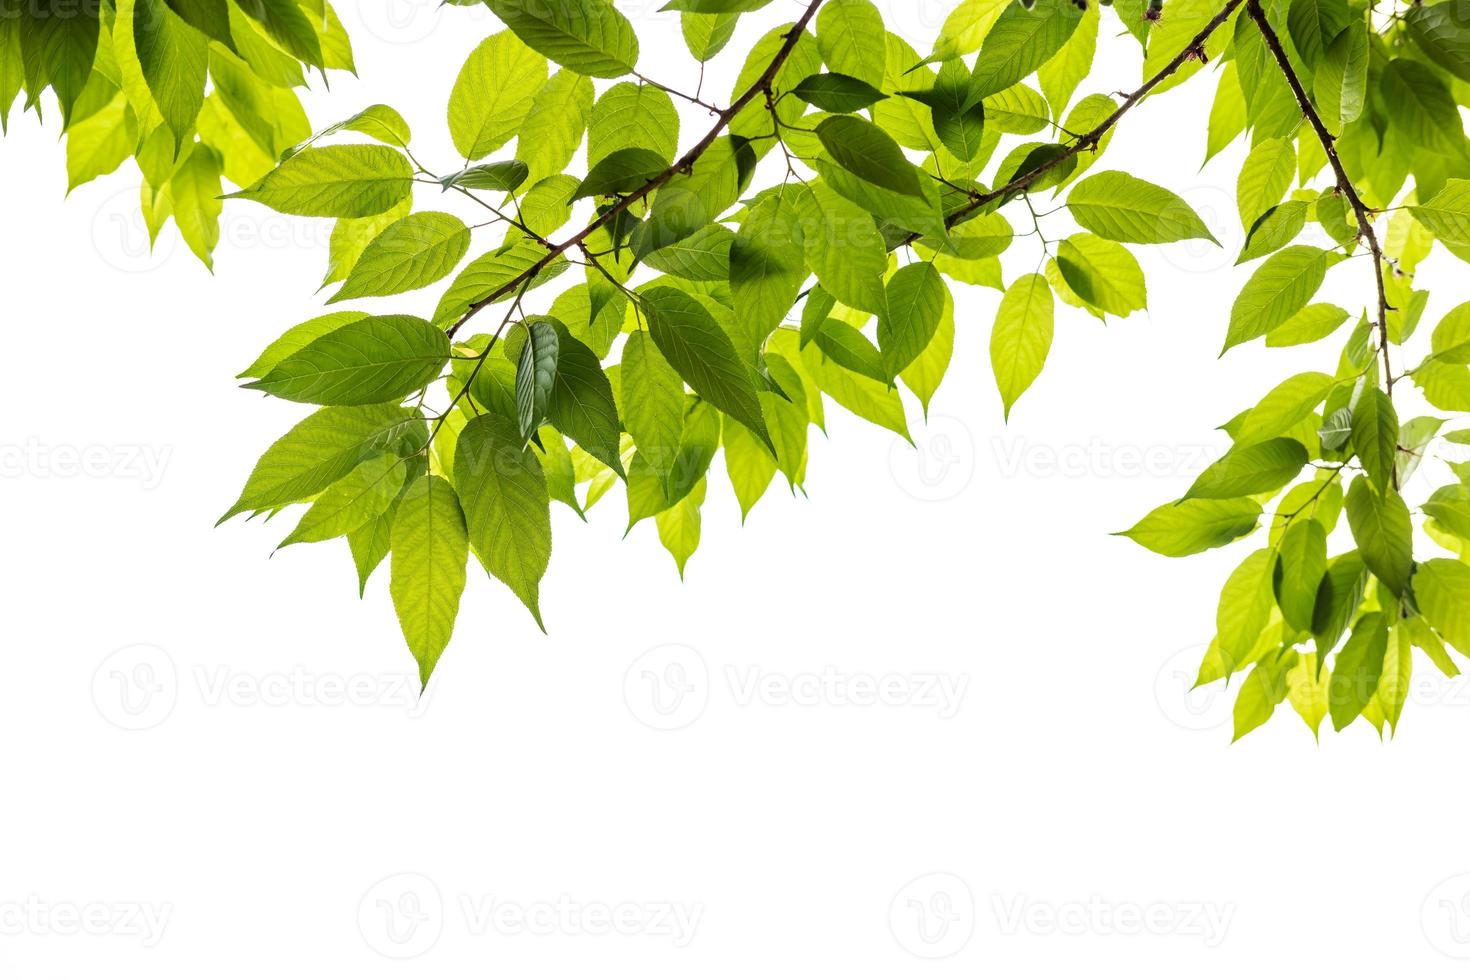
[{"left": 3, "top": 0, "right": 1470, "bottom": 974}]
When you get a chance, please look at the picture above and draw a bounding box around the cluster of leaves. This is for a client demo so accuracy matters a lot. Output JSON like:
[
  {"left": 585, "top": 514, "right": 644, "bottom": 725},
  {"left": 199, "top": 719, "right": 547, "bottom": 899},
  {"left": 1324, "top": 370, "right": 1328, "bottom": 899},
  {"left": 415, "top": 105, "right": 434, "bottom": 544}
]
[
  {"left": 212, "top": 0, "right": 1470, "bottom": 732},
  {"left": 1, "top": 0, "right": 355, "bottom": 266},
  {"left": 1118, "top": 0, "right": 1470, "bottom": 738}
]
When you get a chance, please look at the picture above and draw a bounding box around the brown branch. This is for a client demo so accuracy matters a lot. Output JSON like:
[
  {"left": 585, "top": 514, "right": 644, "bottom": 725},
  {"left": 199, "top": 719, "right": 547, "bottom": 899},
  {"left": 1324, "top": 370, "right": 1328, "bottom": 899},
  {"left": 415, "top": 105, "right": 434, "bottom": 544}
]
[
  {"left": 1243, "top": 0, "right": 1394, "bottom": 405},
  {"left": 910, "top": 0, "right": 1249, "bottom": 246},
  {"left": 446, "top": 0, "right": 826, "bottom": 339}
]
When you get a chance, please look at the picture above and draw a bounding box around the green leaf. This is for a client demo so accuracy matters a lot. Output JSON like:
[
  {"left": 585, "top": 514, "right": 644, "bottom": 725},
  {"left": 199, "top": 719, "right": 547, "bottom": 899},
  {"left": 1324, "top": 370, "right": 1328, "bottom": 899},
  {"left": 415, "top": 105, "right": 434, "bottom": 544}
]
[
  {"left": 513, "top": 317, "right": 560, "bottom": 440},
  {"left": 455, "top": 413, "right": 552, "bottom": 628},
  {"left": 990, "top": 272, "right": 1053, "bottom": 419},
  {"left": 815, "top": 114, "right": 925, "bottom": 197},
  {"left": 439, "top": 161, "right": 530, "bottom": 194},
  {"left": 433, "top": 240, "right": 567, "bottom": 327},
  {"left": 486, "top": 0, "right": 639, "bottom": 78},
  {"left": 220, "top": 404, "right": 420, "bottom": 523},
  {"left": 656, "top": 478, "right": 706, "bottom": 578},
  {"left": 621, "top": 331, "right": 686, "bottom": 493},
  {"left": 390, "top": 475, "right": 469, "bottom": 686},
  {"left": 1037, "top": 0, "right": 1096, "bottom": 116},
  {"left": 1054, "top": 234, "right": 1146, "bottom": 318},
  {"left": 1237, "top": 201, "right": 1308, "bottom": 265},
  {"left": 799, "top": 337, "right": 909, "bottom": 440},
  {"left": 1329, "top": 612, "right": 1389, "bottom": 731},
  {"left": 544, "top": 321, "right": 625, "bottom": 475},
  {"left": 1406, "top": 0, "right": 1470, "bottom": 82},
  {"left": 681, "top": 12, "right": 740, "bottom": 61},
  {"left": 1275, "top": 519, "right": 1327, "bottom": 631},
  {"left": 171, "top": 142, "right": 224, "bottom": 269},
  {"left": 285, "top": 105, "right": 413, "bottom": 160},
  {"left": 643, "top": 285, "right": 771, "bottom": 450},
  {"left": 448, "top": 31, "right": 547, "bottom": 160},
  {"left": 1236, "top": 137, "right": 1296, "bottom": 229},
  {"left": 660, "top": 0, "right": 774, "bottom": 11},
  {"left": 879, "top": 262, "right": 946, "bottom": 378},
  {"left": 239, "top": 312, "right": 372, "bottom": 379},
  {"left": 1376, "top": 623, "right": 1413, "bottom": 735},
  {"left": 1344, "top": 476, "right": 1413, "bottom": 597},
  {"left": 814, "top": 0, "right": 886, "bottom": 87},
  {"left": 1184, "top": 438, "right": 1308, "bottom": 500},
  {"left": 900, "top": 290, "right": 955, "bottom": 419},
  {"left": 1414, "top": 560, "right": 1470, "bottom": 655},
  {"left": 281, "top": 454, "right": 407, "bottom": 548},
  {"left": 1233, "top": 649, "right": 1295, "bottom": 741},
  {"left": 234, "top": 0, "right": 321, "bottom": 66},
  {"left": 1266, "top": 303, "right": 1349, "bottom": 348},
  {"left": 970, "top": 0, "right": 1083, "bottom": 101},
  {"left": 1119, "top": 498, "right": 1262, "bottom": 557},
  {"left": 516, "top": 70, "right": 594, "bottom": 185},
  {"left": 588, "top": 82, "right": 680, "bottom": 167},
  {"left": 227, "top": 144, "right": 413, "bottom": 218},
  {"left": 246, "top": 315, "right": 449, "bottom": 406},
  {"left": 1065, "top": 171, "right": 1217, "bottom": 244},
  {"left": 572, "top": 146, "right": 670, "bottom": 200},
  {"left": 1217, "top": 548, "right": 1277, "bottom": 673},
  {"left": 730, "top": 185, "right": 807, "bottom": 358},
  {"left": 1409, "top": 179, "right": 1470, "bottom": 247},
  {"left": 901, "top": 60, "right": 988, "bottom": 161},
  {"left": 163, "top": 0, "right": 232, "bottom": 46},
  {"left": 1224, "top": 246, "right": 1336, "bottom": 352},
  {"left": 329, "top": 212, "right": 470, "bottom": 302},
  {"left": 1312, "top": 550, "right": 1366, "bottom": 655},
  {"left": 813, "top": 319, "right": 886, "bottom": 383},
  {"left": 723, "top": 418, "right": 778, "bottom": 520},
  {"left": 1350, "top": 388, "right": 1399, "bottom": 493},
  {"left": 1380, "top": 58, "right": 1464, "bottom": 156},
  {"left": 1314, "top": 20, "right": 1368, "bottom": 131},
  {"left": 642, "top": 223, "right": 734, "bottom": 282},
  {"left": 1234, "top": 372, "right": 1336, "bottom": 446},
  {"left": 1286, "top": 0, "right": 1350, "bottom": 70},
  {"left": 135, "top": 0, "right": 207, "bottom": 143},
  {"left": 929, "top": 0, "right": 1011, "bottom": 61},
  {"left": 792, "top": 71, "right": 887, "bottom": 112}
]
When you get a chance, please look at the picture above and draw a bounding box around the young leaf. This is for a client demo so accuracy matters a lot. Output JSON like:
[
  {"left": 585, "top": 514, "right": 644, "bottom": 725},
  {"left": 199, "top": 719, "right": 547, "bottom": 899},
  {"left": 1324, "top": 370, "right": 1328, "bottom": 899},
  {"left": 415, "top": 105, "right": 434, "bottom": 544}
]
[
  {"left": 1224, "top": 246, "right": 1336, "bottom": 352},
  {"left": 390, "top": 475, "right": 469, "bottom": 687},
  {"left": 990, "top": 272, "right": 1053, "bottom": 419},
  {"left": 513, "top": 317, "right": 561, "bottom": 440},
  {"left": 815, "top": 115, "right": 925, "bottom": 197},
  {"left": 1274, "top": 519, "right": 1327, "bottom": 631},
  {"left": 792, "top": 72, "right": 887, "bottom": 112},
  {"left": 280, "top": 454, "right": 407, "bottom": 548},
  {"left": 1414, "top": 560, "right": 1470, "bottom": 656},
  {"left": 621, "top": 331, "right": 687, "bottom": 492}
]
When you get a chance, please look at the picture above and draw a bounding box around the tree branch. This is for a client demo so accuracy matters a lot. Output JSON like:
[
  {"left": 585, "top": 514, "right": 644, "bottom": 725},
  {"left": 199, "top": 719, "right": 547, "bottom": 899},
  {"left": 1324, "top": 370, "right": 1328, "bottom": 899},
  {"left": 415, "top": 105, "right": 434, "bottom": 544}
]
[
  {"left": 446, "top": 0, "right": 826, "bottom": 339},
  {"left": 914, "top": 0, "right": 1249, "bottom": 246},
  {"left": 1243, "top": 0, "right": 1395, "bottom": 403}
]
